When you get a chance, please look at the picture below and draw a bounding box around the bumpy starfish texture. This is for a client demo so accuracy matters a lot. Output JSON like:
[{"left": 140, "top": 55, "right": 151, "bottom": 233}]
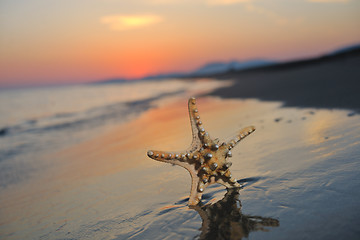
[{"left": 147, "top": 97, "right": 255, "bottom": 206}]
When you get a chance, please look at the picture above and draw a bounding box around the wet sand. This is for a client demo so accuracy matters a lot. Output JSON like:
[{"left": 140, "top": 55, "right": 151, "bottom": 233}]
[{"left": 1, "top": 94, "right": 360, "bottom": 239}]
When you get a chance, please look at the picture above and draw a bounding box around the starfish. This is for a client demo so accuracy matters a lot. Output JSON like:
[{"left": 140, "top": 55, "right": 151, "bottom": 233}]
[{"left": 147, "top": 97, "right": 255, "bottom": 206}]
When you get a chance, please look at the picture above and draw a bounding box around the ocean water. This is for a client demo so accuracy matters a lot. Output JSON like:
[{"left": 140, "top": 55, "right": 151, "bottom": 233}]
[
  {"left": 1, "top": 79, "right": 360, "bottom": 240},
  {"left": 0, "top": 79, "right": 228, "bottom": 189}
]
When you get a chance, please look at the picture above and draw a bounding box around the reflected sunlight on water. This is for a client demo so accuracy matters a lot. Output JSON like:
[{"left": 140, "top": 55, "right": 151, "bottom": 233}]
[{"left": 0, "top": 79, "right": 229, "bottom": 189}]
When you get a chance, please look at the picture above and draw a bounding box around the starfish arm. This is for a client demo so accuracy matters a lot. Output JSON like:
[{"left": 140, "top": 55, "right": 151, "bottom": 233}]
[
  {"left": 187, "top": 97, "right": 207, "bottom": 152},
  {"left": 189, "top": 174, "right": 215, "bottom": 206},
  {"left": 147, "top": 150, "right": 202, "bottom": 176},
  {"left": 188, "top": 173, "right": 203, "bottom": 206},
  {"left": 148, "top": 149, "right": 202, "bottom": 205},
  {"left": 147, "top": 150, "right": 189, "bottom": 165},
  {"left": 217, "top": 177, "right": 241, "bottom": 189},
  {"left": 225, "top": 126, "right": 256, "bottom": 150}
]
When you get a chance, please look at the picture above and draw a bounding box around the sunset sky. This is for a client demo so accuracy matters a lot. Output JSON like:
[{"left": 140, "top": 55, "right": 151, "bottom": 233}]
[{"left": 0, "top": 0, "right": 359, "bottom": 87}]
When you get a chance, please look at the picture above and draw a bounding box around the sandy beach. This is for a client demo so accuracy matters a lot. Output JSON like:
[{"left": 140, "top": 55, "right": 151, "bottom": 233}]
[{"left": 1, "top": 52, "right": 360, "bottom": 239}]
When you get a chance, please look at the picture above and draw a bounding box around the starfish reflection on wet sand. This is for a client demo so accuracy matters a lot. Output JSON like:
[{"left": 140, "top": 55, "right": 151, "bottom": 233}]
[
  {"left": 147, "top": 97, "right": 255, "bottom": 205},
  {"left": 192, "top": 188, "right": 280, "bottom": 239}
]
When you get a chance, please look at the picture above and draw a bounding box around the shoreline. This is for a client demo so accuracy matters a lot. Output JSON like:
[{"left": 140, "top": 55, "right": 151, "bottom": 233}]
[{"left": 202, "top": 51, "right": 360, "bottom": 112}]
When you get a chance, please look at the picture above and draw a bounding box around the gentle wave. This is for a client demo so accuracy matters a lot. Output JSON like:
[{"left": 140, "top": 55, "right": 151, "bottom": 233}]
[
  {"left": 0, "top": 90, "right": 184, "bottom": 139},
  {"left": 0, "top": 78, "right": 226, "bottom": 189}
]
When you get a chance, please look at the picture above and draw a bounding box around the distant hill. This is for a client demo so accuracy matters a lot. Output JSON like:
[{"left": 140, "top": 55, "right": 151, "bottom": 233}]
[
  {"left": 95, "top": 42, "right": 360, "bottom": 84},
  {"left": 95, "top": 59, "right": 276, "bottom": 84},
  {"left": 190, "top": 59, "right": 276, "bottom": 76},
  {"left": 207, "top": 43, "right": 360, "bottom": 112},
  {"left": 328, "top": 43, "right": 360, "bottom": 56},
  {"left": 204, "top": 43, "right": 360, "bottom": 78}
]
